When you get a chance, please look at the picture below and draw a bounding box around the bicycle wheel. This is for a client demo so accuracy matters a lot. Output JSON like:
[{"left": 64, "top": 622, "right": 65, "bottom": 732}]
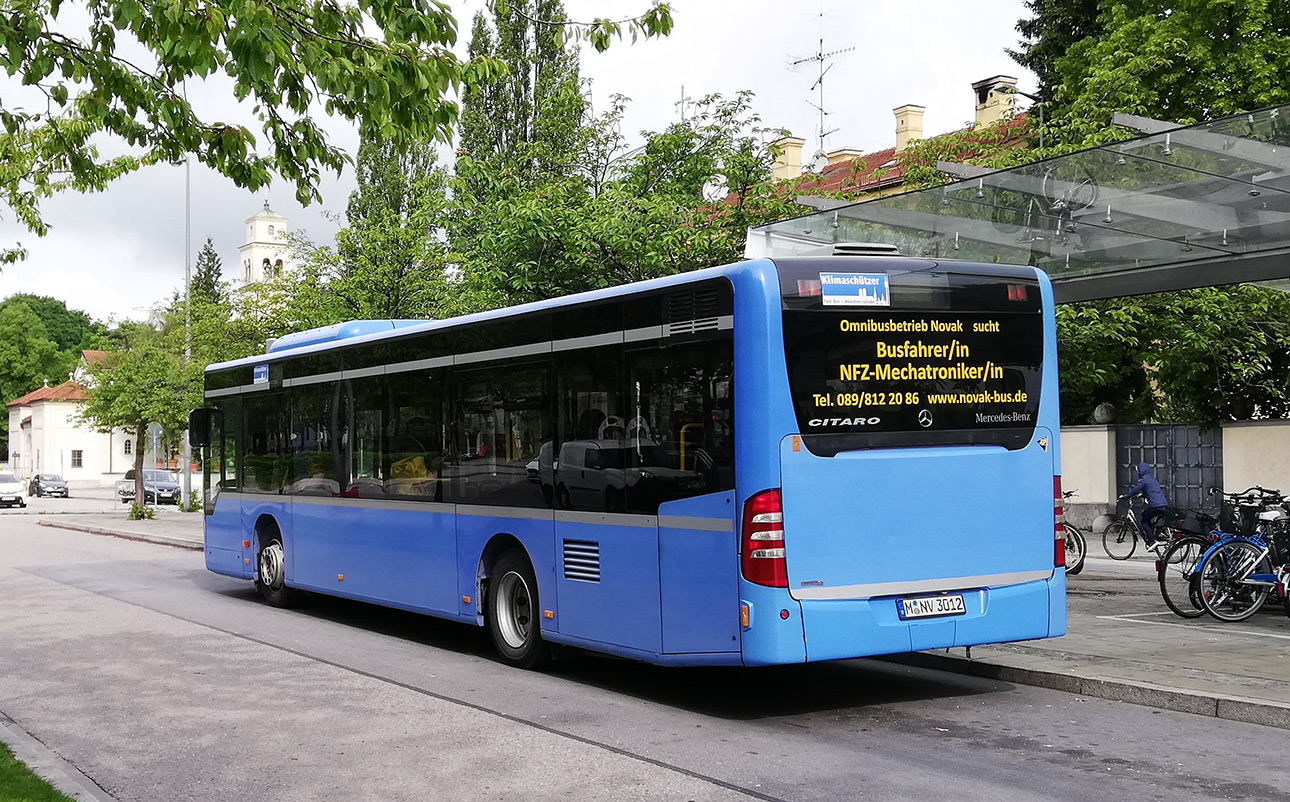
[
  {"left": 1158, "top": 535, "right": 1209, "bottom": 619},
  {"left": 1064, "top": 525, "right": 1087, "bottom": 575},
  {"left": 1196, "top": 540, "right": 1273, "bottom": 622},
  {"left": 1102, "top": 521, "right": 1137, "bottom": 560}
]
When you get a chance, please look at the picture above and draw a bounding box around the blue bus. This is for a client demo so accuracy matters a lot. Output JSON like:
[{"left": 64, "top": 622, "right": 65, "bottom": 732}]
[{"left": 190, "top": 252, "right": 1066, "bottom": 668}]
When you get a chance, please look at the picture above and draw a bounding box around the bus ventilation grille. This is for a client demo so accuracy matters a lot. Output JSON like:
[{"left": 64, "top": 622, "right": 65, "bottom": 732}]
[
  {"left": 666, "top": 289, "right": 720, "bottom": 336},
  {"left": 562, "top": 540, "right": 601, "bottom": 582}
]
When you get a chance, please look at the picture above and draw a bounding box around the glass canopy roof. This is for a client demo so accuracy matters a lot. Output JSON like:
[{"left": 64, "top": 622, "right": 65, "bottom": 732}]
[{"left": 746, "top": 104, "right": 1290, "bottom": 302}]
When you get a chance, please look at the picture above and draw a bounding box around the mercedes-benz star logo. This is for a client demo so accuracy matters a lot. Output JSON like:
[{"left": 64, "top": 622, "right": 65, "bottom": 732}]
[{"left": 918, "top": 409, "right": 934, "bottom": 428}]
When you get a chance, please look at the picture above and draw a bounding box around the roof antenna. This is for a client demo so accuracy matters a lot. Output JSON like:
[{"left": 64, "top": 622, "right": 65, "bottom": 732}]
[{"left": 787, "top": 2, "right": 853, "bottom": 170}]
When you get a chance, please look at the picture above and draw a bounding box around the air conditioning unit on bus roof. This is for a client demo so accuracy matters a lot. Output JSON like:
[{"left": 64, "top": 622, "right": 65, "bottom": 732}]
[{"left": 831, "top": 242, "right": 902, "bottom": 257}]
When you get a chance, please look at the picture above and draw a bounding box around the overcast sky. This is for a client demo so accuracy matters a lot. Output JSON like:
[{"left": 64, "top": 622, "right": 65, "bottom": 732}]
[{"left": 0, "top": 0, "right": 1033, "bottom": 324}]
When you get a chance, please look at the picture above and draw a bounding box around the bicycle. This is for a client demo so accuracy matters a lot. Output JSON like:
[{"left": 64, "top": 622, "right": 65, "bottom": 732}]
[
  {"left": 1158, "top": 532, "right": 1218, "bottom": 618},
  {"left": 1193, "top": 531, "right": 1285, "bottom": 622},
  {"left": 1101, "top": 499, "right": 1179, "bottom": 560},
  {"left": 1192, "top": 488, "right": 1290, "bottom": 622},
  {"left": 1060, "top": 490, "right": 1086, "bottom": 575}
]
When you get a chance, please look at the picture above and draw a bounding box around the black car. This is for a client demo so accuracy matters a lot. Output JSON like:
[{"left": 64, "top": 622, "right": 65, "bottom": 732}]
[{"left": 29, "top": 473, "right": 69, "bottom": 498}]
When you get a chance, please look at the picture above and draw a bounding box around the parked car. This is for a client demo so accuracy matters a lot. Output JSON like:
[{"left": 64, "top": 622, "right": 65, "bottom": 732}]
[
  {"left": 0, "top": 472, "right": 27, "bottom": 508},
  {"left": 116, "top": 469, "right": 182, "bottom": 504},
  {"left": 29, "top": 473, "right": 69, "bottom": 498}
]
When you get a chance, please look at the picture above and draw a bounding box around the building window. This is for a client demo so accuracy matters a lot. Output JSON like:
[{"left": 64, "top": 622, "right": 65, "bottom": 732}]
[
  {"left": 244, "top": 260, "right": 252, "bottom": 281},
  {"left": 71, "top": 450, "right": 83, "bottom": 469},
  {"left": 268, "top": 225, "right": 275, "bottom": 236},
  {"left": 124, "top": 440, "right": 132, "bottom": 455}
]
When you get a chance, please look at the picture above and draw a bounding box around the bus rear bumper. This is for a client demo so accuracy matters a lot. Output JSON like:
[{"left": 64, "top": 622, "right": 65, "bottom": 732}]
[{"left": 796, "top": 572, "right": 1064, "bottom": 663}]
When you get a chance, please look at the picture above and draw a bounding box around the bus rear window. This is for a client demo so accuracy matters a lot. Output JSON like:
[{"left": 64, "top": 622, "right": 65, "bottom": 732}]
[{"left": 780, "top": 265, "right": 1043, "bottom": 455}]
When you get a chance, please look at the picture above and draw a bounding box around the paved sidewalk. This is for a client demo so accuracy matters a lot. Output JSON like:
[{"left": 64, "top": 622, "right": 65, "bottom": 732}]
[
  {"left": 900, "top": 553, "right": 1290, "bottom": 729},
  {"left": 37, "top": 513, "right": 203, "bottom": 549}
]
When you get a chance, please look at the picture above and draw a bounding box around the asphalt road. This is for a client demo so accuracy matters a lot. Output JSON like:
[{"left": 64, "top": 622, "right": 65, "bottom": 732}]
[{"left": 2, "top": 518, "right": 1286, "bottom": 802}]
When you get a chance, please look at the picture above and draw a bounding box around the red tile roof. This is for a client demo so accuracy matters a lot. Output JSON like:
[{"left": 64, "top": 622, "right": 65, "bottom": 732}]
[
  {"left": 786, "top": 114, "right": 1031, "bottom": 198},
  {"left": 7, "top": 381, "right": 92, "bottom": 407},
  {"left": 81, "top": 349, "right": 110, "bottom": 367},
  {"left": 797, "top": 147, "right": 904, "bottom": 195}
]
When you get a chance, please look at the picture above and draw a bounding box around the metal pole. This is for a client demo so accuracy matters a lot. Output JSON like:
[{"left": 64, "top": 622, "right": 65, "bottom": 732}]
[
  {"left": 181, "top": 152, "right": 192, "bottom": 507},
  {"left": 1038, "top": 101, "right": 1045, "bottom": 154}
]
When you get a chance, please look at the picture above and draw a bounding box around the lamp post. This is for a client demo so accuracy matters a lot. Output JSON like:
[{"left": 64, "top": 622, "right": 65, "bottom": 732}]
[{"left": 180, "top": 153, "right": 192, "bottom": 507}]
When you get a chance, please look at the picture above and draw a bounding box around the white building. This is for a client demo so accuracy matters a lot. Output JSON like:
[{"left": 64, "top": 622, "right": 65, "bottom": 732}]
[
  {"left": 237, "top": 200, "right": 292, "bottom": 285},
  {"left": 6, "top": 352, "right": 135, "bottom": 488}
]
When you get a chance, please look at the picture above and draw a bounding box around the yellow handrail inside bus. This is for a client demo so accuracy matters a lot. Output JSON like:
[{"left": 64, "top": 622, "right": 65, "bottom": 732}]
[{"left": 679, "top": 423, "right": 703, "bottom": 470}]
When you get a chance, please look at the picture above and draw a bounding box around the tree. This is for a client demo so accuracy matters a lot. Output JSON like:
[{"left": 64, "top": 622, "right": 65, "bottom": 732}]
[
  {"left": 0, "top": 1, "right": 673, "bottom": 264},
  {"left": 458, "top": 0, "right": 584, "bottom": 198},
  {"left": 77, "top": 334, "right": 201, "bottom": 508},
  {"left": 1042, "top": 0, "right": 1290, "bottom": 147},
  {"left": 190, "top": 239, "right": 224, "bottom": 305},
  {"left": 1008, "top": 0, "right": 1103, "bottom": 104},
  {"left": 285, "top": 137, "right": 457, "bottom": 323},
  {"left": 451, "top": 91, "right": 796, "bottom": 306},
  {"left": 0, "top": 300, "right": 67, "bottom": 457}
]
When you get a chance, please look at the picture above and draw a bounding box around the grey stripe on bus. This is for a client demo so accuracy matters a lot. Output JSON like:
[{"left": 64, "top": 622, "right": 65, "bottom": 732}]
[
  {"left": 341, "top": 365, "right": 387, "bottom": 380},
  {"left": 204, "top": 383, "right": 269, "bottom": 399},
  {"left": 282, "top": 370, "right": 345, "bottom": 388},
  {"left": 455, "top": 341, "right": 552, "bottom": 366},
  {"left": 385, "top": 355, "right": 454, "bottom": 376},
  {"left": 554, "top": 510, "right": 658, "bottom": 528},
  {"left": 623, "top": 325, "right": 664, "bottom": 343},
  {"left": 209, "top": 493, "right": 728, "bottom": 531},
  {"left": 659, "top": 515, "right": 734, "bottom": 532},
  {"left": 789, "top": 569, "right": 1054, "bottom": 600},
  {"left": 289, "top": 495, "right": 454, "bottom": 514},
  {"left": 551, "top": 331, "right": 623, "bottom": 352}
]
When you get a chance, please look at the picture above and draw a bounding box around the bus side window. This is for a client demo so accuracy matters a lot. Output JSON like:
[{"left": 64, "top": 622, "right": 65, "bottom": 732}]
[
  {"left": 243, "top": 394, "right": 290, "bottom": 493},
  {"left": 449, "top": 364, "right": 549, "bottom": 508},
  {"left": 349, "top": 377, "right": 387, "bottom": 499},
  {"left": 626, "top": 341, "right": 734, "bottom": 514},
  {"left": 554, "top": 346, "right": 625, "bottom": 513},
  {"left": 386, "top": 369, "right": 448, "bottom": 501}
]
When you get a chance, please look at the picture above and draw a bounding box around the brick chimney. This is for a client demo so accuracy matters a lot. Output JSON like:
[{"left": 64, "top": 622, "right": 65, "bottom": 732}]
[
  {"left": 972, "top": 75, "right": 1017, "bottom": 128},
  {"left": 770, "top": 135, "right": 806, "bottom": 179},
  {"left": 893, "top": 105, "right": 925, "bottom": 152}
]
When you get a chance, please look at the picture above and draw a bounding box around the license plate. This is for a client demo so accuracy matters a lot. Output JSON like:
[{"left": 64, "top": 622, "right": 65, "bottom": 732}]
[{"left": 897, "top": 594, "right": 966, "bottom": 620}]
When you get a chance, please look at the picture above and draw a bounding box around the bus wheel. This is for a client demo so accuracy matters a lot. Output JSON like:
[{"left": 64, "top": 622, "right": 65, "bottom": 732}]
[
  {"left": 487, "top": 550, "right": 550, "bottom": 669},
  {"left": 255, "top": 535, "right": 297, "bottom": 608}
]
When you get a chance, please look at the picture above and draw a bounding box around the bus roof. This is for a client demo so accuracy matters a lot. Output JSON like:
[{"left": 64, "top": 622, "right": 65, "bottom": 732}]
[{"left": 206, "top": 255, "right": 1039, "bottom": 373}]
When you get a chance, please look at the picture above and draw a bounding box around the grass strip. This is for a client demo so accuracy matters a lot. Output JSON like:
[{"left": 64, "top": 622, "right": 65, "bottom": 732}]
[{"left": 0, "top": 742, "right": 75, "bottom": 802}]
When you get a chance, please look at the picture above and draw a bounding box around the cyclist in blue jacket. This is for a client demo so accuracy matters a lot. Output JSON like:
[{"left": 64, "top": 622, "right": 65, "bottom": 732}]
[{"left": 1121, "top": 462, "right": 1169, "bottom": 546}]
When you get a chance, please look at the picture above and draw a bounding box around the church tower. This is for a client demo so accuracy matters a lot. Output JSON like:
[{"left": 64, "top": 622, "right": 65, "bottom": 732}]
[{"left": 237, "top": 201, "right": 291, "bottom": 285}]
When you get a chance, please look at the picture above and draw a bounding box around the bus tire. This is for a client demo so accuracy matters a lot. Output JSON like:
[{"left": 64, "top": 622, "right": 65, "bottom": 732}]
[
  {"left": 255, "top": 534, "right": 298, "bottom": 608},
  {"left": 487, "top": 549, "right": 550, "bottom": 670}
]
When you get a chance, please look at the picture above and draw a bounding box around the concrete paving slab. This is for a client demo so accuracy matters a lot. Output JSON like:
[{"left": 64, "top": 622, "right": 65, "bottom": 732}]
[
  {"left": 35, "top": 514, "right": 203, "bottom": 550},
  {"left": 896, "top": 554, "right": 1290, "bottom": 728}
]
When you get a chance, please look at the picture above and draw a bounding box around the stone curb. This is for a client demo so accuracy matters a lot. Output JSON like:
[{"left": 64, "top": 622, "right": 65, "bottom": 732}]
[
  {"left": 0, "top": 712, "right": 117, "bottom": 802},
  {"left": 886, "top": 651, "right": 1290, "bottom": 730},
  {"left": 36, "top": 520, "right": 202, "bottom": 551}
]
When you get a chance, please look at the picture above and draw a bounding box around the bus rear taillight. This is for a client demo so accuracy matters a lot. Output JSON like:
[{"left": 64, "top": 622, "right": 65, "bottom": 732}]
[
  {"left": 1054, "top": 476, "right": 1066, "bottom": 568},
  {"left": 742, "top": 489, "right": 787, "bottom": 588}
]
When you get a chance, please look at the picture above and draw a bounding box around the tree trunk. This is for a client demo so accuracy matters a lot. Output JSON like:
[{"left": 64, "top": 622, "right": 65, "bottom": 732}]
[{"left": 134, "top": 422, "right": 147, "bottom": 504}]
